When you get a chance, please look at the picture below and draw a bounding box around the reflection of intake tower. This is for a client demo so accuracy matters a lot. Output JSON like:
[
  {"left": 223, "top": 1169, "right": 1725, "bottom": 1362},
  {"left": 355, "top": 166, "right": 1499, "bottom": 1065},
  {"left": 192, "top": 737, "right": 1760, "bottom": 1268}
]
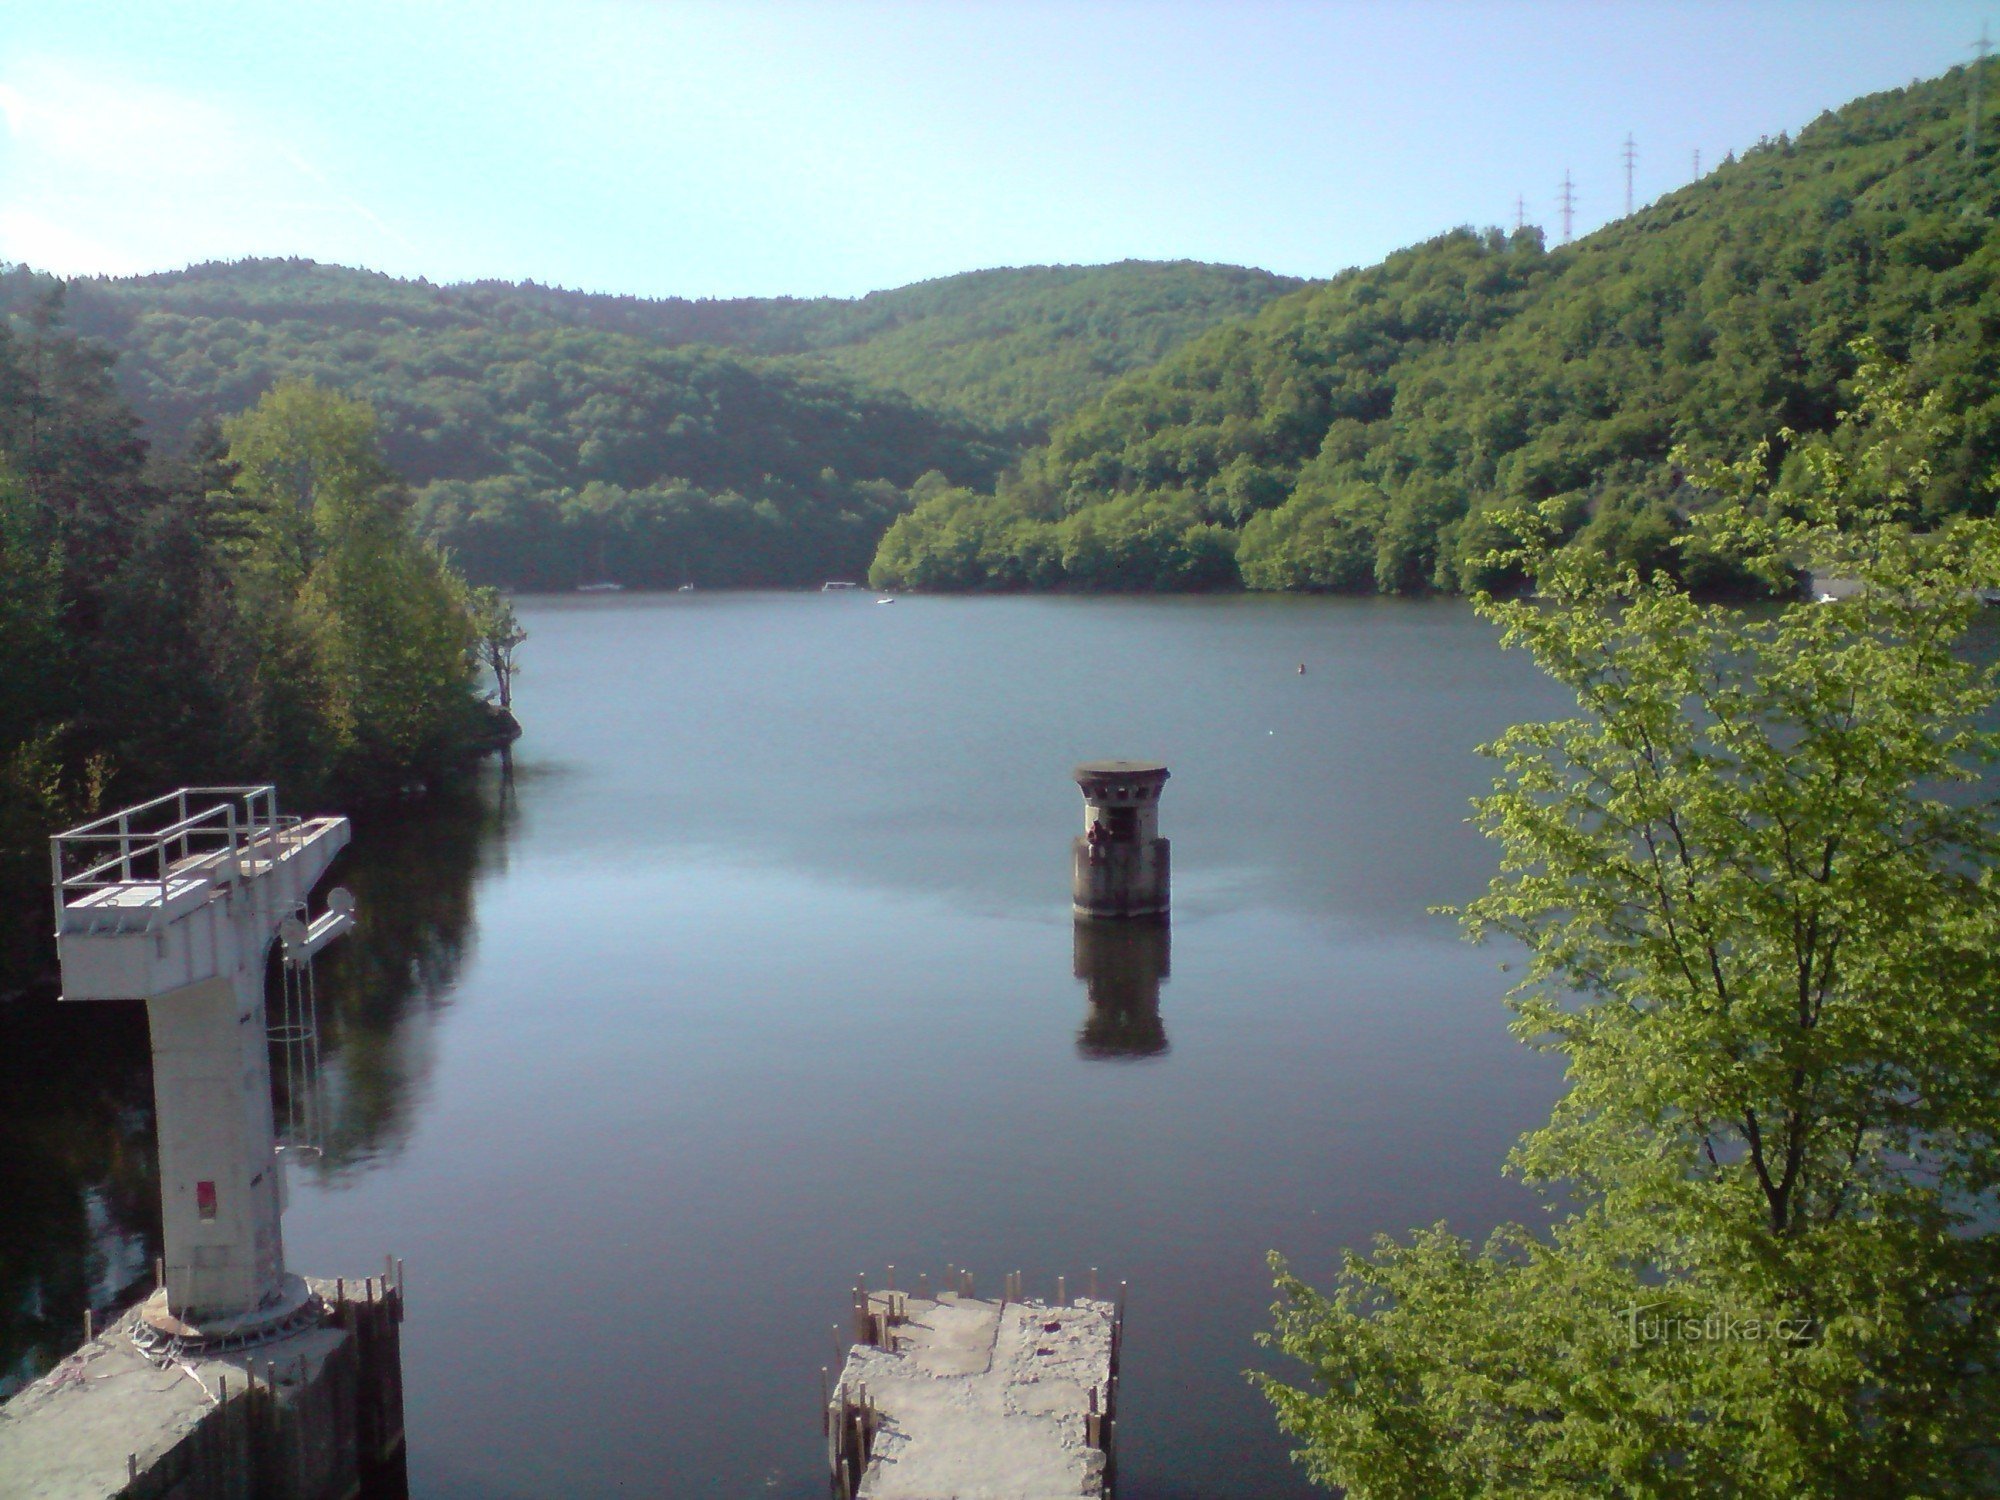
[
  {"left": 1074, "top": 917, "right": 1170, "bottom": 1060},
  {"left": 1072, "top": 760, "right": 1170, "bottom": 918}
]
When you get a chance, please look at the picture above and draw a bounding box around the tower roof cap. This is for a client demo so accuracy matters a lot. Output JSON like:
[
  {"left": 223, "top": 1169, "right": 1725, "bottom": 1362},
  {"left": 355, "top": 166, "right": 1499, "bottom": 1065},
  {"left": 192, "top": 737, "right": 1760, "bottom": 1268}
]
[{"left": 1075, "top": 759, "right": 1169, "bottom": 781}]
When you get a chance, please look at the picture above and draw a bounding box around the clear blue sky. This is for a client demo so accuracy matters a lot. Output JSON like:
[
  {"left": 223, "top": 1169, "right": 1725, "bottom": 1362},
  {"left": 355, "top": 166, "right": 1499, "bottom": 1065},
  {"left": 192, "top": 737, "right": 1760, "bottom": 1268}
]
[{"left": 0, "top": 0, "right": 1989, "bottom": 298}]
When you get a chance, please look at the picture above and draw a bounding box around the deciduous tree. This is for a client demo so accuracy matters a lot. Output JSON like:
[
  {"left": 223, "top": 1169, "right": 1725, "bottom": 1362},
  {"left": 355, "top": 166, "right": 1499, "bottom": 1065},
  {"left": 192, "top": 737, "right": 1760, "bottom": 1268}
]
[
  {"left": 1261, "top": 354, "right": 2000, "bottom": 1496},
  {"left": 469, "top": 586, "right": 526, "bottom": 710}
]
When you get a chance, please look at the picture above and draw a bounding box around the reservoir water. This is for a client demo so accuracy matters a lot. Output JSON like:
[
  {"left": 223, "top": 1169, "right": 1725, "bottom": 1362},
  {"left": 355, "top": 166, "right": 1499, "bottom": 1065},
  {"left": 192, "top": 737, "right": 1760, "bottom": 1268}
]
[{"left": 4, "top": 592, "right": 1578, "bottom": 1498}]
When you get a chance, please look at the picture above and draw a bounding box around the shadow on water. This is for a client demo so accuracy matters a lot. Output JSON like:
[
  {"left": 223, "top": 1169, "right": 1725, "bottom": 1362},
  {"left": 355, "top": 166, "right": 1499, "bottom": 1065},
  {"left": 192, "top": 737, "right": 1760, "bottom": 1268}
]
[
  {"left": 302, "top": 765, "right": 517, "bottom": 1183},
  {"left": 0, "top": 761, "right": 514, "bottom": 1394},
  {"left": 0, "top": 993, "right": 157, "bottom": 1398},
  {"left": 1073, "top": 918, "right": 1171, "bottom": 1061}
]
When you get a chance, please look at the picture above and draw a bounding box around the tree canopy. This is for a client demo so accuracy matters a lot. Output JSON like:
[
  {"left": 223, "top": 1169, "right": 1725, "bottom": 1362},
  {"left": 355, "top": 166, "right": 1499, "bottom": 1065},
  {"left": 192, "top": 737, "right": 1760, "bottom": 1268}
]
[
  {"left": 0, "top": 296, "right": 496, "bottom": 992},
  {"left": 0, "top": 258, "right": 1298, "bottom": 590},
  {"left": 875, "top": 59, "right": 2000, "bottom": 596},
  {"left": 1260, "top": 357, "right": 2000, "bottom": 1496}
]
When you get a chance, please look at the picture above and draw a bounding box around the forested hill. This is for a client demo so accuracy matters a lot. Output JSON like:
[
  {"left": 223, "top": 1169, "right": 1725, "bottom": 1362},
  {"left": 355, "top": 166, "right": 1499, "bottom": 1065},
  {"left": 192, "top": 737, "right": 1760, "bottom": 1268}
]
[
  {"left": 0, "top": 258, "right": 1297, "bottom": 588},
  {"left": 872, "top": 60, "right": 2000, "bottom": 595},
  {"left": 774, "top": 263, "right": 1305, "bottom": 434},
  {"left": 445, "top": 260, "right": 1302, "bottom": 434},
  {"left": 37, "top": 257, "right": 1300, "bottom": 436}
]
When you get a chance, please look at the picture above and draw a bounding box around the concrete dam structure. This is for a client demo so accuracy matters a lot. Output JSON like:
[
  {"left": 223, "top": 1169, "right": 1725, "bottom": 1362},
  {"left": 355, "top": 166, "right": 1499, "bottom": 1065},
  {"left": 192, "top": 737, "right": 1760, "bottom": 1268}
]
[
  {"left": 1, "top": 1274, "right": 406, "bottom": 1500},
  {"left": 1072, "top": 760, "right": 1172, "bottom": 1066},
  {"left": 828, "top": 1270, "right": 1124, "bottom": 1499},
  {"left": 1071, "top": 762, "right": 1170, "bottom": 920},
  {"left": 0, "top": 787, "right": 407, "bottom": 1500}
]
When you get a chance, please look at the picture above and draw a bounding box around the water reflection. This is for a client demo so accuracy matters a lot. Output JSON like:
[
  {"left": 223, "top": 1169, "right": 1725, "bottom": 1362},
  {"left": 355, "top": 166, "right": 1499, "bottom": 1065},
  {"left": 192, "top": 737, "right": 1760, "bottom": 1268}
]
[
  {"left": 0, "top": 765, "right": 512, "bottom": 1394},
  {"left": 0, "top": 994, "right": 158, "bottom": 1397},
  {"left": 306, "top": 769, "right": 515, "bottom": 1182},
  {"left": 1073, "top": 919, "right": 1170, "bottom": 1061},
  {"left": 8, "top": 598, "right": 1581, "bottom": 1498},
  {"left": 514, "top": 593, "right": 1558, "bottom": 933}
]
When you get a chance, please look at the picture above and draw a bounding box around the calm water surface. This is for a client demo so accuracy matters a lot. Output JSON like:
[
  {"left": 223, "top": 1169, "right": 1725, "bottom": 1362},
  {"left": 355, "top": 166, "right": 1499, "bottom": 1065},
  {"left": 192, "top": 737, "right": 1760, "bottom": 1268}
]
[{"left": 15, "top": 593, "right": 1583, "bottom": 1498}]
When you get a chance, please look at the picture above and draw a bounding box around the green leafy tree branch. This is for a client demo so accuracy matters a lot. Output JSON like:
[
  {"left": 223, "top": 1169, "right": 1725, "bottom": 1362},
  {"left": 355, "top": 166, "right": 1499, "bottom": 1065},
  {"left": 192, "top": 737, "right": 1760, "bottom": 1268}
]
[{"left": 1260, "top": 354, "right": 2000, "bottom": 1497}]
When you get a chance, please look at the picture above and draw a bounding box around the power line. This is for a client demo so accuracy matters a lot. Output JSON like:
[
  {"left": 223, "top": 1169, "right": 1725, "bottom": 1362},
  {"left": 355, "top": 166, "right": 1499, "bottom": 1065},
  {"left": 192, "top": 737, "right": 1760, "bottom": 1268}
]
[
  {"left": 1622, "top": 133, "right": 1638, "bottom": 215},
  {"left": 1558, "top": 170, "right": 1576, "bottom": 244}
]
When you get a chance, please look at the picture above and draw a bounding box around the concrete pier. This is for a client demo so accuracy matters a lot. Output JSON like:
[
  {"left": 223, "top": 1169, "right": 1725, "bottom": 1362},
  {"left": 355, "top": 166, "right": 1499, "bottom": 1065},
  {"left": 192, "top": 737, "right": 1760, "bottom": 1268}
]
[
  {"left": 1071, "top": 763, "right": 1169, "bottom": 920},
  {"left": 829, "top": 1273, "right": 1123, "bottom": 1499},
  {"left": 8, "top": 789, "right": 405, "bottom": 1499},
  {"left": 0, "top": 1274, "right": 406, "bottom": 1500},
  {"left": 49, "top": 788, "right": 356, "bottom": 1341}
]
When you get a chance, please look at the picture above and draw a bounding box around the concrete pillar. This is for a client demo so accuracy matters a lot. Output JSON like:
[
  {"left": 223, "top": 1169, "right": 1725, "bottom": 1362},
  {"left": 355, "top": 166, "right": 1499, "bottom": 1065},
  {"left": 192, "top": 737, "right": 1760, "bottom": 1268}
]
[
  {"left": 1072, "top": 761, "right": 1170, "bottom": 919},
  {"left": 52, "top": 790, "right": 351, "bottom": 1340},
  {"left": 148, "top": 962, "right": 287, "bottom": 1319}
]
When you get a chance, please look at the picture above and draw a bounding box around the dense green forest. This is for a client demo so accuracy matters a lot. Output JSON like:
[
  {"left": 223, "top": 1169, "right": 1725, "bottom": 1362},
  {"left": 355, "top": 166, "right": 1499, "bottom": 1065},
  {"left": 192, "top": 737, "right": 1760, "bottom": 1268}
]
[
  {"left": 0, "top": 290, "right": 503, "bottom": 992},
  {"left": 873, "top": 61, "right": 2000, "bottom": 594},
  {"left": 0, "top": 259, "right": 1297, "bottom": 590},
  {"left": 49, "top": 257, "right": 1298, "bottom": 435},
  {"left": 772, "top": 262, "right": 1302, "bottom": 434}
]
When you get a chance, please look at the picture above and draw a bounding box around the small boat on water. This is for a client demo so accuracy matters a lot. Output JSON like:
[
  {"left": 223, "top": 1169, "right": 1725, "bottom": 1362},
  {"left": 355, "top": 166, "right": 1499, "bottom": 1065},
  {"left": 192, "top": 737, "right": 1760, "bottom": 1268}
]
[
  {"left": 821, "top": 581, "right": 860, "bottom": 591},
  {"left": 577, "top": 581, "right": 624, "bottom": 593},
  {"left": 876, "top": 596, "right": 897, "bottom": 605},
  {"left": 677, "top": 583, "right": 695, "bottom": 593}
]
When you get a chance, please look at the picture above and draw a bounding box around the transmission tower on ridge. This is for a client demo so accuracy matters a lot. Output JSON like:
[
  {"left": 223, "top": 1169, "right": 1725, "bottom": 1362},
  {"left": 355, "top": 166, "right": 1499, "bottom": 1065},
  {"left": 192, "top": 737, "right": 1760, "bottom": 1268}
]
[
  {"left": 1971, "top": 23, "right": 1992, "bottom": 155},
  {"left": 1622, "top": 133, "right": 1638, "bottom": 215},
  {"left": 1516, "top": 194, "right": 1528, "bottom": 233},
  {"left": 1693, "top": 147, "right": 1702, "bottom": 182},
  {"left": 1559, "top": 171, "right": 1576, "bottom": 243}
]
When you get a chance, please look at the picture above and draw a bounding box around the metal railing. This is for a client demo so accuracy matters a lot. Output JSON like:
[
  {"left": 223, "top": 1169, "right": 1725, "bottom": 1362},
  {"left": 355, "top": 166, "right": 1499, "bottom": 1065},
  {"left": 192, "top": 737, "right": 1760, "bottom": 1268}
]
[{"left": 50, "top": 786, "right": 290, "bottom": 907}]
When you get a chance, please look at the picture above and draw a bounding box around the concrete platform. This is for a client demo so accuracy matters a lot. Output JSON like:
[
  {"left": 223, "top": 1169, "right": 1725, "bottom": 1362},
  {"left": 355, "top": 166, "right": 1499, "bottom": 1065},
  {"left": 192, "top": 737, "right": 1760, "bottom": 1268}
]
[
  {"left": 831, "top": 1287, "right": 1121, "bottom": 1499},
  {"left": 0, "top": 1276, "right": 404, "bottom": 1500}
]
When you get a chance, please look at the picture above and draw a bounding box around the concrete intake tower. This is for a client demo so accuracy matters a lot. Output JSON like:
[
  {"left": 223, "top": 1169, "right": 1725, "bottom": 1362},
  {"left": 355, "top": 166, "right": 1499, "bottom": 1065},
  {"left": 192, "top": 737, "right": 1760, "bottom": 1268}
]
[
  {"left": 0, "top": 786, "right": 408, "bottom": 1500},
  {"left": 1072, "top": 760, "right": 1170, "bottom": 919}
]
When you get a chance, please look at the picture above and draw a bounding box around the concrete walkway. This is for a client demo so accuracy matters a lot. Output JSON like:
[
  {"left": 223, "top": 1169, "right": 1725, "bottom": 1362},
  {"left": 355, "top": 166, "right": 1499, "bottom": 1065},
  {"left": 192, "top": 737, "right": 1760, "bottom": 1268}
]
[{"left": 835, "top": 1291, "right": 1117, "bottom": 1499}]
